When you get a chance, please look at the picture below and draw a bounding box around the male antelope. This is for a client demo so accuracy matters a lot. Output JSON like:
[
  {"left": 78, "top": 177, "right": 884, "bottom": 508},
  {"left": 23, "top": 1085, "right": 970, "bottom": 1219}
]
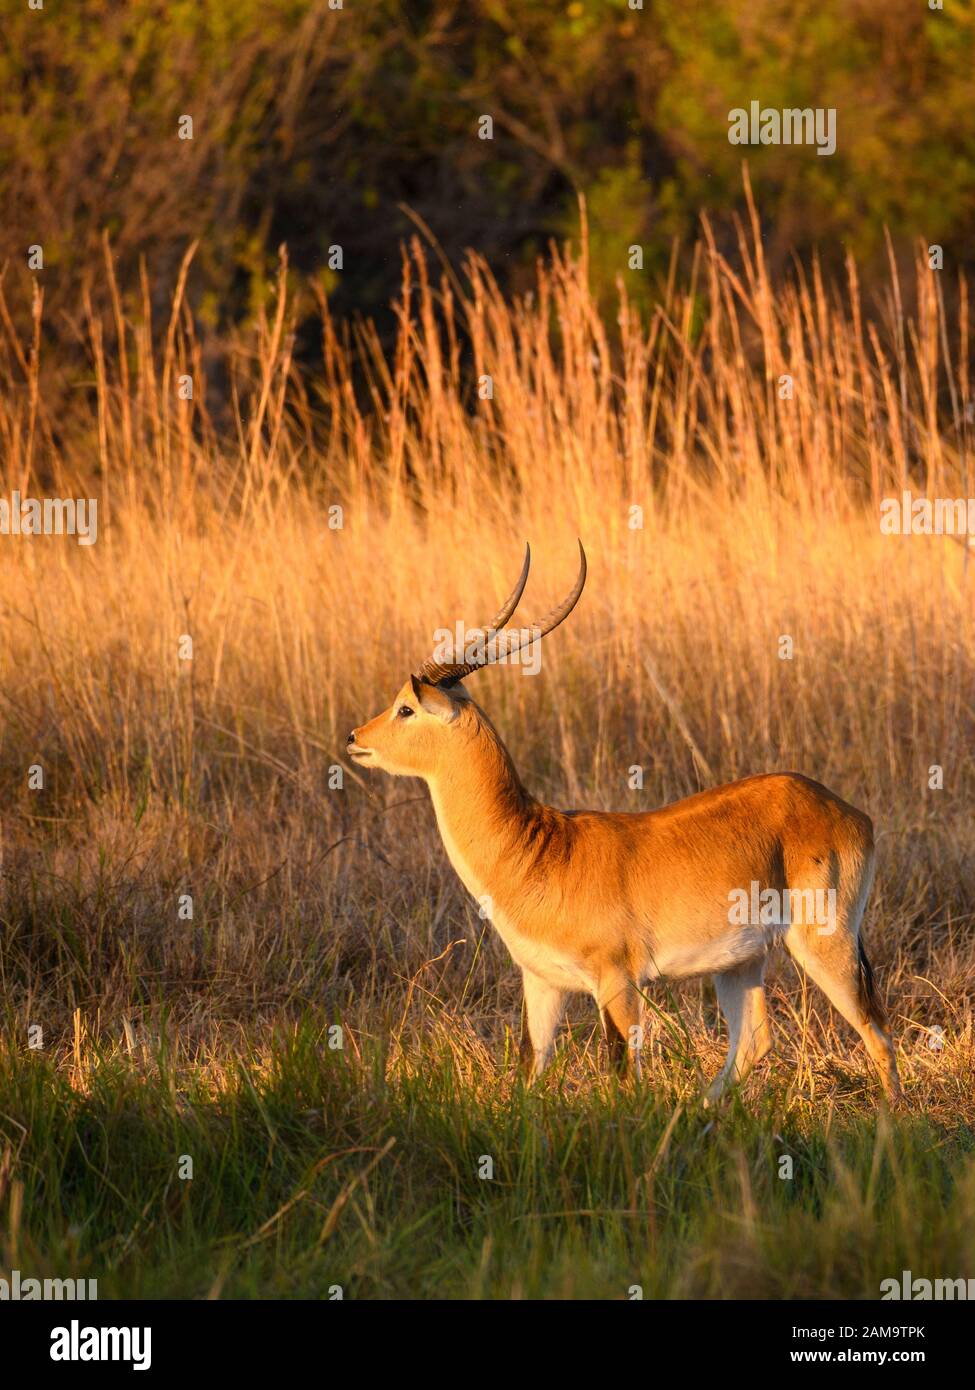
[{"left": 347, "top": 545, "right": 901, "bottom": 1103}]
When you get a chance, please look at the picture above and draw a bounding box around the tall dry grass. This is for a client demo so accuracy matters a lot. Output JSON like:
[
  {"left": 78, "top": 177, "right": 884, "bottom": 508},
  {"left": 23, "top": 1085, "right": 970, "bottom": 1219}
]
[{"left": 0, "top": 196, "right": 972, "bottom": 1119}]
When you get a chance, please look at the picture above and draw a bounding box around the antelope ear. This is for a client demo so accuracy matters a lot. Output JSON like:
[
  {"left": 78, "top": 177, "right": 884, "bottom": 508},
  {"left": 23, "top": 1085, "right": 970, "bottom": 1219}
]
[{"left": 411, "top": 675, "right": 462, "bottom": 723}]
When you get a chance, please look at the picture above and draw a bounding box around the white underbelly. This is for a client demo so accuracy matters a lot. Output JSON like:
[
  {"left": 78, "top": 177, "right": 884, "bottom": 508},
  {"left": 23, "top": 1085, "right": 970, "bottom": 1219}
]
[{"left": 644, "top": 925, "right": 771, "bottom": 981}]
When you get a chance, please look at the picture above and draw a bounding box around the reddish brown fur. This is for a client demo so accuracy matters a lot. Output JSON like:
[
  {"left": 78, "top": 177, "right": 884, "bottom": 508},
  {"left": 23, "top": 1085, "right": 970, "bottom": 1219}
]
[{"left": 349, "top": 675, "right": 902, "bottom": 1103}]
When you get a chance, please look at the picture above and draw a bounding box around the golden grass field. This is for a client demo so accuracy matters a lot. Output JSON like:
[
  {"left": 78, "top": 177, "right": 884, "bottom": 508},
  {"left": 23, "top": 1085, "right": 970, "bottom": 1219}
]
[{"left": 0, "top": 197, "right": 973, "bottom": 1297}]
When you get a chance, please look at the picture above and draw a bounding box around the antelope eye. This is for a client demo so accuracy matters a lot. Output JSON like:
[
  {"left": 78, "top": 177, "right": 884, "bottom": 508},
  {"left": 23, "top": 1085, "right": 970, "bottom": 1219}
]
[{"left": 398, "top": 705, "right": 414, "bottom": 718}]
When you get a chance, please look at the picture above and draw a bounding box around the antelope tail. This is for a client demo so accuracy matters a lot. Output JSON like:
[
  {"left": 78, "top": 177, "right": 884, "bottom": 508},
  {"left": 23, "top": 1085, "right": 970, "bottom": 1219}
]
[{"left": 857, "top": 938, "right": 888, "bottom": 1031}]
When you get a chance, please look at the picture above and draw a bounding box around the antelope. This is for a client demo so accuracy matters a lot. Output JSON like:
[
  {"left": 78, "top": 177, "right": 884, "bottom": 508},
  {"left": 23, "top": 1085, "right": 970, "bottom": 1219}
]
[{"left": 347, "top": 545, "right": 902, "bottom": 1104}]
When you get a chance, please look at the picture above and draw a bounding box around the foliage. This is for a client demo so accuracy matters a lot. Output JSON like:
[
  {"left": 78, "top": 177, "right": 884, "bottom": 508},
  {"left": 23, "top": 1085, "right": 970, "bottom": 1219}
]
[{"left": 3, "top": 0, "right": 973, "bottom": 341}]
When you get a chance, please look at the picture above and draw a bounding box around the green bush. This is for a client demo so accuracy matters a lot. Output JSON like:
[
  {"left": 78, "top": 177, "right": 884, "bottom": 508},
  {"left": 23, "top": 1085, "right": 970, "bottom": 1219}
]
[{"left": 2, "top": 0, "right": 973, "bottom": 337}]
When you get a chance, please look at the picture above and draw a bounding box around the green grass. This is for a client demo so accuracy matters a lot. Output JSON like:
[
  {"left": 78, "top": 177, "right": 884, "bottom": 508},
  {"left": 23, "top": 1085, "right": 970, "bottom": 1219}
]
[
  {"left": 1, "top": 183, "right": 973, "bottom": 1303},
  {"left": 3, "top": 1021, "right": 973, "bottom": 1300}
]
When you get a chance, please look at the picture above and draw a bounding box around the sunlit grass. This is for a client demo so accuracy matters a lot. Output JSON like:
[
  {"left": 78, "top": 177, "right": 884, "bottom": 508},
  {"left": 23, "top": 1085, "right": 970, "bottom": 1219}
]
[
  {"left": 0, "top": 198, "right": 973, "bottom": 1295},
  {"left": 1, "top": 1022, "right": 973, "bottom": 1299}
]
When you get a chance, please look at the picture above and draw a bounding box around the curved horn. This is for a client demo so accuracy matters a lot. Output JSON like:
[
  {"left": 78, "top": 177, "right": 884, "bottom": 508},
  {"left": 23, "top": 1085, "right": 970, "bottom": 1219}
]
[
  {"left": 415, "top": 541, "right": 586, "bottom": 687},
  {"left": 519, "top": 538, "right": 587, "bottom": 643},
  {"left": 487, "top": 542, "right": 531, "bottom": 630},
  {"left": 414, "top": 544, "right": 530, "bottom": 686}
]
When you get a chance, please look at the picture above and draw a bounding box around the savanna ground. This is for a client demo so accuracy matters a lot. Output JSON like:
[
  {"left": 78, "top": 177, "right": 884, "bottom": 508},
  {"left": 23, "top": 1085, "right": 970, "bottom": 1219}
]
[{"left": 1, "top": 203, "right": 973, "bottom": 1299}]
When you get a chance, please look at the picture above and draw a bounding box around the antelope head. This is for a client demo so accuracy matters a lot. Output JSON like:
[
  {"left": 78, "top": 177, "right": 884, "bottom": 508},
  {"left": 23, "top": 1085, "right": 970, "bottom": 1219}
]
[{"left": 346, "top": 542, "right": 586, "bottom": 779}]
